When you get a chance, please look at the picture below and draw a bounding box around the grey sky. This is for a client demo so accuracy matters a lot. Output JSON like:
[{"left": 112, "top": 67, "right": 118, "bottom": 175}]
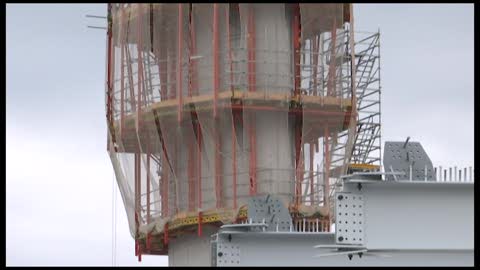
[{"left": 6, "top": 4, "right": 473, "bottom": 266}]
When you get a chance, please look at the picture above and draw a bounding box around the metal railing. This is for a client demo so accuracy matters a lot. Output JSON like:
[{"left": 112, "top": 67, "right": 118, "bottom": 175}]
[{"left": 434, "top": 166, "right": 474, "bottom": 182}]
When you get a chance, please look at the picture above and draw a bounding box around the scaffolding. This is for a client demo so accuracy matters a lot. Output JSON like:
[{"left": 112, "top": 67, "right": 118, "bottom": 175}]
[
  {"left": 329, "top": 31, "right": 381, "bottom": 169},
  {"left": 105, "top": 3, "right": 363, "bottom": 260},
  {"left": 350, "top": 31, "right": 382, "bottom": 166}
]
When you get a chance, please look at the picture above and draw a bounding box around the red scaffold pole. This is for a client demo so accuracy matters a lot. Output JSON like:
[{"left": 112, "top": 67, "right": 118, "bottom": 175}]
[
  {"left": 197, "top": 121, "right": 203, "bottom": 237},
  {"left": 213, "top": 4, "right": 223, "bottom": 209},
  {"left": 213, "top": 3, "right": 219, "bottom": 118},
  {"left": 177, "top": 4, "right": 183, "bottom": 123},
  {"left": 232, "top": 113, "right": 238, "bottom": 209},
  {"left": 228, "top": 5, "right": 237, "bottom": 209},
  {"left": 215, "top": 127, "right": 223, "bottom": 208},
  {"left": 247, "top": 5, "right": 257, "bottom": 196},
  {"left": 119, "top": 19, "right": 125, "bottom": 139},
  {"left": 146, "top": 150, "right": 151, "bottom": 250},
  {"left": 226, "top": 5, "right": 234, "bottom": 93}
]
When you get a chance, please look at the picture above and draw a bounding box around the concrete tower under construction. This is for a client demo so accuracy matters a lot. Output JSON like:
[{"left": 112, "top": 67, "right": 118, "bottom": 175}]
[
  {"left": 103, "top": 3, "right": 473, "bottom": 266},
  {"left": 106, "top": 3, "right": 363, "bottom": 265}
]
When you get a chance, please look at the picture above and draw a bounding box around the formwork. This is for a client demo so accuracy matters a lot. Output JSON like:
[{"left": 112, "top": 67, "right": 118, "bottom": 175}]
[{"left": 105, "top": 3, "right": 362, "bottom": 259}]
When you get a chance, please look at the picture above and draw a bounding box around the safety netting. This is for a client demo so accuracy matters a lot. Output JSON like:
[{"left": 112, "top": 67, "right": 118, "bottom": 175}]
[{"left": 106, "top": 3, "right": 355, "bottom": 242}]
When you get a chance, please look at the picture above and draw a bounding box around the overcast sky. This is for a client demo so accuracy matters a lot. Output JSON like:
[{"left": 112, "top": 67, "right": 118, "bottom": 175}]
[{"left": 6, "top": 4, "right": 473, "bottom": 266}]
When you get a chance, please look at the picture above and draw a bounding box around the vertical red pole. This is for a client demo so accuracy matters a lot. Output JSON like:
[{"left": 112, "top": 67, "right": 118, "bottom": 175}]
[
  {"left": 135, "top": 239, "right": 138, "bottom": 257},
  {"left": 247, "top": 5, "right": 257, "bottom": 196},
  {"left": 190, "top": 7, "right": 198, "bottom": 96},
  {"left": 215, "top": 128, "right": 223, "bottom": 208},
  {"left": 106, "top": 4, "right": 116, "bottom": 151},
  {"left": 119, "top": 8, "right": 126, "bottom": 132},
  {"left": 136, "top": 4, "right": 144, "bottom": 132},
  {"left": 226, "top": 5, "right": 234, "bottom": 93},
  {"left": 137, "top": 157, "right": 141, "bottom": 247},
  {"left": 106, "top": 3, "right": 112, "bottom": 120},
  {"left": 249, "top": 120, "right": 257, "bottom": 196},
  {"left": 134, "top": 153, "right": 140, "bottom": 256},
  {"left": 228, "top": 5, "right": 237, "bottom": 210},
  {"left": 163, "top": 223, "right": 169, "bottom": 246},
  {"left": 188, "top": 5, "right": 194, "bottom": 97},
  {"left": 247, "top": 4, "right": 256, "bottom": 93},
  {"left": 139, "top": 128, "right": 146, "bottom": 264},
  {"left": 292, "top": 3, "right": 303, "bottom": 207},
  {"left": 120, "top": 45, "right": 125, "bottom": 138},
  {"left": 146, "top": 151, "right": 151, "bottom": 250},
  {"left": 197, "top": 121, "right": 203, "bottom": 236},
  {"left": 188, "top": 7, "right": 197, "bottom": 211},
  {"left": 134, "top": 4, "right": 144, "bottom": 260},
  {"left": 213, "top": 4, "right": 222, "bottom": 208},
  {"left": 173, "top": 134, "right": 178, "bottom": 214},
  {"left": 198, "top": 212, "right": 203, "bottom": 237},
  {"left": 110, "top": 5, "right": 116, "bottom": 119},
  {"left": 213, "top": 3, "right": 219, "bottom": 118},
  {"left": 177, "top": 4, "right": 183, "bottom": 123}
]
